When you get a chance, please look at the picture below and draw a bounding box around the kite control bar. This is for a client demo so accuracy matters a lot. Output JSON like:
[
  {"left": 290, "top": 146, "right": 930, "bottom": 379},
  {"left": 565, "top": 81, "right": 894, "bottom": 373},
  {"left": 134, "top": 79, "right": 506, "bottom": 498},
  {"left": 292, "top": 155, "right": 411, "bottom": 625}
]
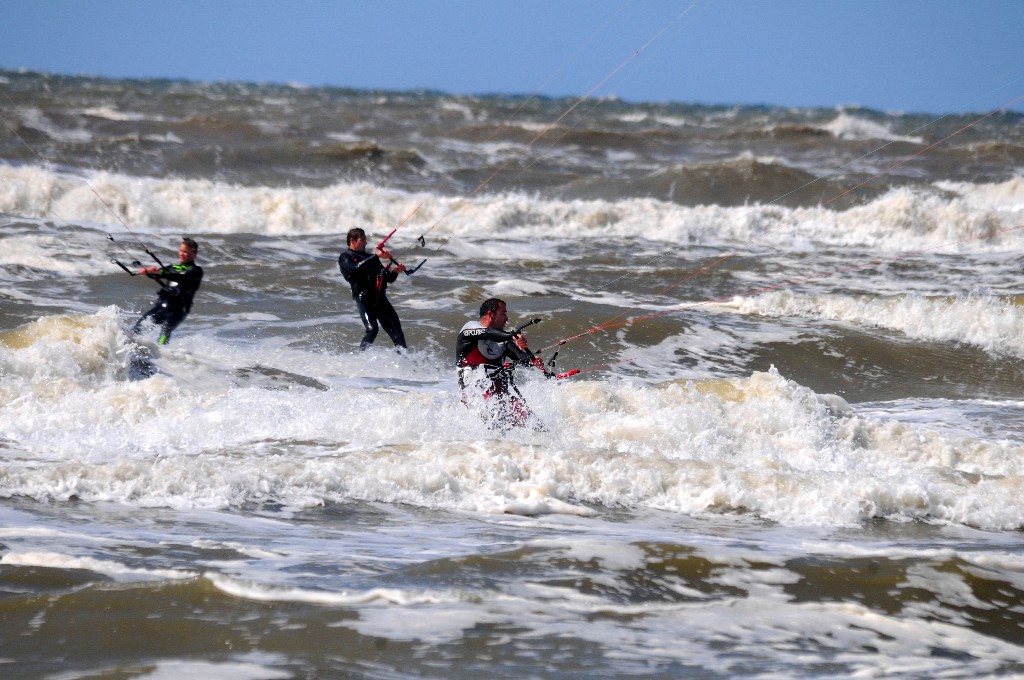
[{"left": 375, "top": 228, "right": 426, "bottom": 276}]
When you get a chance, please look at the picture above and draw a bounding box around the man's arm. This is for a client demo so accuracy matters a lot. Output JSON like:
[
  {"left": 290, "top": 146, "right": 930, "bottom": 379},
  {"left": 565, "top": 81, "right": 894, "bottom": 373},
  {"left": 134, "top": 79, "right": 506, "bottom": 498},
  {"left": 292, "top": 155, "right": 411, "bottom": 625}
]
[
  {"left": 339, "top": 251, "right": 373, "bottom": 283},
  {"left": 460, "top": 326, "right": 517, "bottom": 343}
]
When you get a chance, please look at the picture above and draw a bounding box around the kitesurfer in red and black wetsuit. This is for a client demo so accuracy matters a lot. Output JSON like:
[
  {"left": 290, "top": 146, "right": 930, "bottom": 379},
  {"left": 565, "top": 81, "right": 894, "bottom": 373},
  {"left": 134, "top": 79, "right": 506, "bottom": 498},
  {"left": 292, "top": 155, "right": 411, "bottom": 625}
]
[
  {"left": 456, "top": 297, "right": 546, "bottom": 429},
  {"left": 338, "top": 227, "right": 408, "bottom": 351},
  {"left": 131, "top": 237, "right": 203, "bottom": 345}
]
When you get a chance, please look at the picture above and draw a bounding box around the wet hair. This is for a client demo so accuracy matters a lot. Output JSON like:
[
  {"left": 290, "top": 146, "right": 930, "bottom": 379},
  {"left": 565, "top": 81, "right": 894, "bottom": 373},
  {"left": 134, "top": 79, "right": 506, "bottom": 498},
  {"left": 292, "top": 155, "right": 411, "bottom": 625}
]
[
  {"left": 347, "top": 228, "right": 366, "bottom": 246},
  {"left": 479, "top": 298, "right": 506, "bottom": 318},
  {"left": 181, "top": 237, "right": 198, "bottom": 253}
]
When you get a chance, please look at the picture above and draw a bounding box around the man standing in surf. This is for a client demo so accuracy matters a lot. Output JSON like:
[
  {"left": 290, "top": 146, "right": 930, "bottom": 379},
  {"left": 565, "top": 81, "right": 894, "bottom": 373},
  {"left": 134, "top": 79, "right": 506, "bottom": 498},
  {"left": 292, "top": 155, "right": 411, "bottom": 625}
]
[
  {"left": 337, "top": 227, "right": 408, "bottom": 351},
  {"left": 132, "top": 237, "right": 204, "bottom": 345},
  {"left": 456, "top": 297, "right": 545, "bottom": 430}
]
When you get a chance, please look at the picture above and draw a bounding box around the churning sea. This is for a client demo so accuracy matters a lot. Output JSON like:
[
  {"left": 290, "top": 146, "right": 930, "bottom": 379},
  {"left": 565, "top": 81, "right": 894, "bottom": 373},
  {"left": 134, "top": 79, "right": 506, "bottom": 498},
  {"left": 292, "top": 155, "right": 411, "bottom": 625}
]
[{"left": 2, "top": 69, "right": 1024, "bottom": 678}]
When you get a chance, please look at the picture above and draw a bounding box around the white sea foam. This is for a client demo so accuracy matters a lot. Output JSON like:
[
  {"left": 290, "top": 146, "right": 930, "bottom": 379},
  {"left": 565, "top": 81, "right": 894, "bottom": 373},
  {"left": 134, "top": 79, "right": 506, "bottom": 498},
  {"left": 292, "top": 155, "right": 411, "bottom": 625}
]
[
  {"left": 15, "top": 107, "right": 94, "bottom": 143},
  {"left": 727, "top": 290, "right": 1024, "bottom": 358},
  {"left": 2, "top": 310, "right": 1023, "bottom": 530},
  {"left": 0, "top": 307, "right": 132, "bottom": 384},
  {"left": 208, "top": 573, "right": 458, "bottom": 607},
  {"left": 2, "top": 164, "right": 1021, "bottom": 252},
  {"left": 0, "top": 230, "right": 98, "bottom": 276},
  {"left": 856, "top": 398, "right": 1024, "bottom": 446},
  {"left": 313, "top": 549, "right": 1024, "bottom": 673},
  {"left": 65, "top": 655, "right": 294, "bottom": 680},
  {"left": 820, "top": 111, "right": 924, "bottom": 143},
  {"left": 0, "top": 550, "right": 195, "bottom": 581},
  {"left": 80, "top": 106, "right": 160, "bottom": 122},
  {"left": 630, "top": 596, "right": 1024, "bottom": 675},
  {"left": 531, "top": 537, "right": 647, "bottom": 571},
  {"left": 325, "top": 131, "right": 363, "bottom": 143},
  {"left": 936, "top": 175, "right": 1024, "bottom": 211},
  {"left": 606, "top": 111, "right": 696, "bottom": 127},
  {"left": 438, "top": 100, "right": 479, "bottom": 122},
  {"left": 142, "top": 132, "right": 184, "bottom": 144}
]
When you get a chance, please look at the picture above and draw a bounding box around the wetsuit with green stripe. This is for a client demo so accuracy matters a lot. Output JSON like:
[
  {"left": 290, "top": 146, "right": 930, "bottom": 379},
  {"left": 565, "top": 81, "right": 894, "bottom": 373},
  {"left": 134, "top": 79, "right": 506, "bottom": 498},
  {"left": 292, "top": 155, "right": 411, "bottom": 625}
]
[{"left": 132, "top": 262, "right": 204, "bottom": 344}]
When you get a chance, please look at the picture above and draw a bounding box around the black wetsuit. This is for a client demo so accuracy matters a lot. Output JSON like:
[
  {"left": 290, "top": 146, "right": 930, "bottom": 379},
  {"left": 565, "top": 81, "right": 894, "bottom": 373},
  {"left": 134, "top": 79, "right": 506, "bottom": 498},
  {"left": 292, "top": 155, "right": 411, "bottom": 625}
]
[
  {"left": 132, "top": 261, "right": 203, "bottom": 345},
  {"left": 338, "top": 247, "right": 407, "bottom": 350}
]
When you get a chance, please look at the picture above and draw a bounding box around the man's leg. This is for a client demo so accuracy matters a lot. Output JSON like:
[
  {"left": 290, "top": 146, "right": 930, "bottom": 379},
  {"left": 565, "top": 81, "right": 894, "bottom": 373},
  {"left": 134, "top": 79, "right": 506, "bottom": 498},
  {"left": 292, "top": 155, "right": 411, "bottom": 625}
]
[
  {"left": 133, "top": 303, "right": 167, "bottom": 335},
  {"left": 376, "top": 296, "right": 407, "bottom": 349},
  {"left": 354, "top": 296, "right": 380, "bottom": 350},
  {"left": 157, "top": 310, "right": 187, "bottom": 345}
]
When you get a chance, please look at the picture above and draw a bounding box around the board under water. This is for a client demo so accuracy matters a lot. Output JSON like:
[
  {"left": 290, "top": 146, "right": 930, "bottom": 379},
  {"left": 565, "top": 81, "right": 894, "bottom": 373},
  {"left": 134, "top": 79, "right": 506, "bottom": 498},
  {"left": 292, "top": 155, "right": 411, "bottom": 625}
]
[{"left": 126, "top": 342, "right": 158, "bottom": 381}]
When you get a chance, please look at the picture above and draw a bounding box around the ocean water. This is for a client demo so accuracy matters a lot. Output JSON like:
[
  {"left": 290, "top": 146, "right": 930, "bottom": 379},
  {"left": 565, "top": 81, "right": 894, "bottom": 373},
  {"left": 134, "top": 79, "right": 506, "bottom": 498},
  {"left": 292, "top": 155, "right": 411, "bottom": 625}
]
[{"left": 1, "top": 69, "right": 1024, "bottom": 678}]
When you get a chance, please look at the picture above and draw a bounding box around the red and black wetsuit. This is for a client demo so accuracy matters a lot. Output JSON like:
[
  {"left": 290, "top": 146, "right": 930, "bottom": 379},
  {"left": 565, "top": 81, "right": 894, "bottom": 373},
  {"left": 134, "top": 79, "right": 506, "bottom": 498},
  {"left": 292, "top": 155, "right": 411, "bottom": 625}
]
[
  {"left": 455, "top": 320, "right": 539, "bottom": 394},
  {"left": 338, "top": 247, "right": 407, "bottom": 350}
]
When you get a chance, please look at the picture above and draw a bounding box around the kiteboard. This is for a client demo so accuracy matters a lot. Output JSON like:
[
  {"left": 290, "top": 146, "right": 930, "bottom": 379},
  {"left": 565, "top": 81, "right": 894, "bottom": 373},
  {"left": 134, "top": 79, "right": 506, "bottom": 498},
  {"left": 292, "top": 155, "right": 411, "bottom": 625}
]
[{"left": 125, "top": 341, "right": 158, "bottom": 381}]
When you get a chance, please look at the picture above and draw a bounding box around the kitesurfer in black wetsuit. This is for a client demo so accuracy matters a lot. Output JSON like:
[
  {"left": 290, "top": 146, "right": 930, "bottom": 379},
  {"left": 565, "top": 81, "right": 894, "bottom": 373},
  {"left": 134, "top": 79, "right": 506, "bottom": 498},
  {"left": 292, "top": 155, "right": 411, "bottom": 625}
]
[
  {"left": 338, "top": 227, "right": 408, "bottom": 351},
  {"left": 456, "top": 297, "right": 545, "bottom": 429},
  {"left": 131, "top": 237, "right": 204, "bottom": 345}
]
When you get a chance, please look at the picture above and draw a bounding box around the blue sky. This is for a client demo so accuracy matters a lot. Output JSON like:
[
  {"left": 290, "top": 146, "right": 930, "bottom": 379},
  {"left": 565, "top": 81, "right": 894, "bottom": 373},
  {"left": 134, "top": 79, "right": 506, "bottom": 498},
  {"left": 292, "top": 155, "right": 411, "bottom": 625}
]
[{"left": 2, "top": 0, "right": 1022, "bottom": 114}]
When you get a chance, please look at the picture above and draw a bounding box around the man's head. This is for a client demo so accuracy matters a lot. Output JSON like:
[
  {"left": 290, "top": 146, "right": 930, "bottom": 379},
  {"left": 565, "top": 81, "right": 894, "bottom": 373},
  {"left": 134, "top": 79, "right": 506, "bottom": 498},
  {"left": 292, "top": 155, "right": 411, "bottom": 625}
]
[
  {"left": 479, "top": 297, "right": 508, "bottom": 330},
  {"left": 179, "top": 237, "right": 198, "bottom": 263},
  {"left": 347, "top": 228, "right": 367, "bottom": 250}
]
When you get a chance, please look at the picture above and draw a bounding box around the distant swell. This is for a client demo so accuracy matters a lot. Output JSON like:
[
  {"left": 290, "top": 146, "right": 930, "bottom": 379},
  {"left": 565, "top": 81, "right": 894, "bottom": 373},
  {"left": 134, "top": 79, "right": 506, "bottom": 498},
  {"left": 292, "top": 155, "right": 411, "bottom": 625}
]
[
  {"left": 565, "top": 157, "right": 883, "bottom": 208},
  {"left": 0, "top": 164, "right": 1021, "bottom": 250}
]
